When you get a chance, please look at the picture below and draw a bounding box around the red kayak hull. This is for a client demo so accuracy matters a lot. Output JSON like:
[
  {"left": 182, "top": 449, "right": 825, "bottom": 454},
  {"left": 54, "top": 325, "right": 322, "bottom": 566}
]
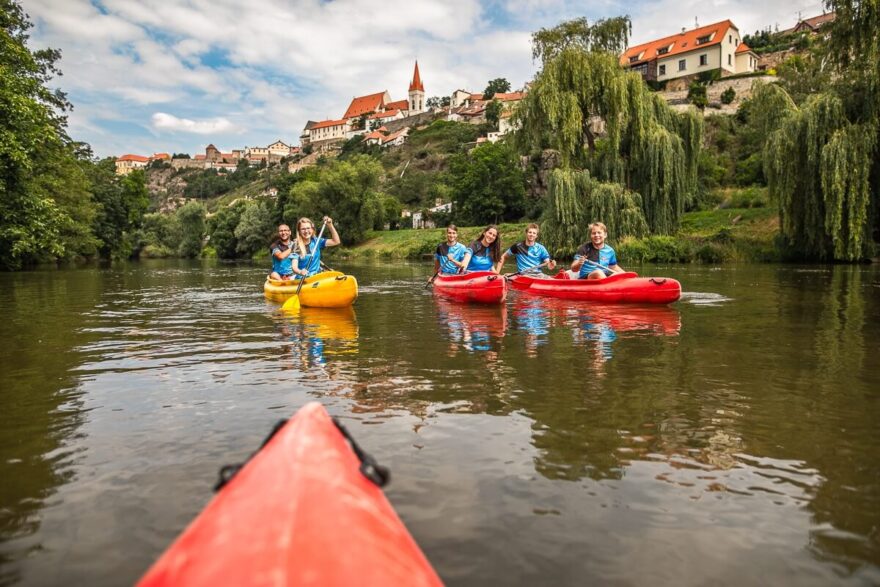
[
  {"left": 512, "top": 271, "right": 681, "bottom": 304},
  {"left": 433, "top": 271, "right": 507, "bottom": 304},
  {"left": 138, "top": 402, "right": 441, "bottom": 587}
]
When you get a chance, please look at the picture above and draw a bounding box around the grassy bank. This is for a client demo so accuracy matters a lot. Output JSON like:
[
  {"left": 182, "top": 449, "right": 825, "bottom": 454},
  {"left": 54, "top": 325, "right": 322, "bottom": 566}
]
[{"left": 336, "top": 198, "right": 780, "bottom": 263}]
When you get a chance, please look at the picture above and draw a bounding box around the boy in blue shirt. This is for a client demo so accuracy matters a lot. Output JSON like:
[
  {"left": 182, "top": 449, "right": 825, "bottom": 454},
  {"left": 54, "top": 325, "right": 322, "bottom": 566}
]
[
  {"left": 572, "top": 222, "right": 625, "bottom": 279},
  {"left": 499, "top": 223, "right": 556, "bottom": 275},
  {"left": 433, "top": 224, "right": 469, "bottom": 276}
]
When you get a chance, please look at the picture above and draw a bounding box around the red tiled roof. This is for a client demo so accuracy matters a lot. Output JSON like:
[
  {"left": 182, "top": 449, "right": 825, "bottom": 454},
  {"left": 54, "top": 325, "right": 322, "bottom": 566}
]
[
  {"left": 343, "top": 92, "right": 387, "bottom": 119},
  {"left": 151, "top": 152, "right": 170, "bottom": 160},
  {"left": 735, "top": 42, "right": 753, "bottom": 54},
  {"left": 382, "top": 129, "right": 407, "bottom": 143},
  {"left": 408, "top": 61, "right": 424, "bottom": 92},
  {"left": 363, "top": 131, "right": 385, "bottom": 141},
  {"left": 194, "top": 155, "right": 206, "bottom": 160},
  {"left": 492, "top": 92, "right": 525, "bottom": 102},
  {"left": 385, "top": 99, "right": 408, "bottom": 111},
  {"left": 368, "top": 109, "right": 400, "bottom": 119},
  {"left": 376, "top": 126, "right": 388, "bottom": 132},
  {"left": 469, "top": 93, "right": 484, "bottom": 101},
  {"left": 621, "top": 20, "right": 735, "bottom": 65},
  {"left": 311, "top": 118, "right": 348, "bottom": 130},
  {"left": 118, "top": 154, "right": 149, "bottom": 162}
]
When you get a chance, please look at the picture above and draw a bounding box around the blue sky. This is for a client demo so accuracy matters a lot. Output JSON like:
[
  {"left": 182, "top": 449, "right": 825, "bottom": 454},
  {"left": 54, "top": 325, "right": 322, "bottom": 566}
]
[{"left": 23, "top": 0, "right": 827, "bottom": 158}]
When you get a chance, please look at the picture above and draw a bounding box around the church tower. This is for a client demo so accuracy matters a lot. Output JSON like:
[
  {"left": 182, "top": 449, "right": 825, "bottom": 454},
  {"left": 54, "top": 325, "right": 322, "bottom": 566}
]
[{"left": 408, "top": 61, "right": 425, "bottom": 114}]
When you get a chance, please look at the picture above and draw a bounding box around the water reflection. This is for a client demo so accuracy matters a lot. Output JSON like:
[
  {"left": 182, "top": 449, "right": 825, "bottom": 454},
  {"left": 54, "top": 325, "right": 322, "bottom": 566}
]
[
  {"left": 272, "top": 306, "right": 359, "bottom": 371},
  {"left": 434, "top": 298, "right": 507, "bottom": 356}
]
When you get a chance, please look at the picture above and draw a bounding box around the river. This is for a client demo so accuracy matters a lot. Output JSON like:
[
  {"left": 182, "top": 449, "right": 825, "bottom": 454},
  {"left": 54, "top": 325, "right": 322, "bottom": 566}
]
[{"left": 0, "top": 260, "right": 878, "bottom": 586}]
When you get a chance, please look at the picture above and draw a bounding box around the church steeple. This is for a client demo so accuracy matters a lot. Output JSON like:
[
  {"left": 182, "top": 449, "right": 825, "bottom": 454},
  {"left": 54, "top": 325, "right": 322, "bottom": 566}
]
[{"left": 408, "top": 60, "right": 425, "bottom": 114}]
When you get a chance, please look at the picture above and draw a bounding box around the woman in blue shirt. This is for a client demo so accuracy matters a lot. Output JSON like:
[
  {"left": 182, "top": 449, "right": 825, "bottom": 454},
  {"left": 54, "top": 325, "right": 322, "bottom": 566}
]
[
  {"left": 462, "top": 225, "right": 503, "bottom": 273},
  {"left": 293, "top": 216, "right": 341, "bottom": 278}
]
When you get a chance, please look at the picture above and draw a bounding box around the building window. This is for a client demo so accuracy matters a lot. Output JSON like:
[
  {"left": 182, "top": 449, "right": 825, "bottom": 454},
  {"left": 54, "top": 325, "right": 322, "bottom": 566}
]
[
  {"left": 729, "top": 35, "right": 732, "bottom": 43},
  {"left": 659, "top": 64, "right": 666, "bottom": 75},
  {"left": 699, "top": 54, "right": 708, "bottom": 66},
  {"left": 678, "top": 59, "right": 686, "bottom": 71},
  {"left": 697, "top": 35, "right": 711, "bottom": 45},
  {"left": 657, "top": 46, "right": 669, "bottom": 55},
  {"left": 728, "top": 54, "right": 732, "bottom": 66}
]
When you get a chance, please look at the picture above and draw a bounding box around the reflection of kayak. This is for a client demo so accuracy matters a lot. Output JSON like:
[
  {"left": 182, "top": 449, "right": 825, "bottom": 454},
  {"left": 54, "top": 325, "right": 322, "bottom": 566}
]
[
  {"left": 435, "top": 297, "right": 508, "bottom": 339},
  {"left": 433, "top": 271, "right": 506, "bottom": 304},
  {"left": 518, "top": 297, "right": 681, "bottom": 336},
  {"left": 511, "top": 271, "right": 680, "bottom": 304},
  {"left": 138, "top": 402, "right": 442, "bottom": 587},
  {"left": 297, "top": 306, "right": 359, "bottom": 342},
  {"left": 264, "top": 271, "right": 358, "bottom": 307}
]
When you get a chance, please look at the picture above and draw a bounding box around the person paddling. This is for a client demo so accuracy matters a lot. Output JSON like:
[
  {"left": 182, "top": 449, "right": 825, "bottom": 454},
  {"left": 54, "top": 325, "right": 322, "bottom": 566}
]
[
  {"left": 269, "top": 224, "right": 307, "bottom": 280},
  {"left": 571, "top": 222, "right": 625, "bottom": 279},
  {"left": 462, "top": 225, "right": 503, "bottom": 273},
  {"left": 432, "top": 224, "right": 469, "bottom": 279},
  {"left": 293, "top": 216, "right": 340, "bottom": 279},
  {"left": 498, "top": 223, "right": 556, "bottom": 275}
]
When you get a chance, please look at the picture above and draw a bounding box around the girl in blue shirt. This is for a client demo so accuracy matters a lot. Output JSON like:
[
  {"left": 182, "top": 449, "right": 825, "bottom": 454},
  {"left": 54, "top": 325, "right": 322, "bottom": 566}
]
[
  {"left": 462, "top": 224, "right": 502, "bottom": 273},
  {"left": 293, "top": 216, "right": 341, "bottom": 278}
]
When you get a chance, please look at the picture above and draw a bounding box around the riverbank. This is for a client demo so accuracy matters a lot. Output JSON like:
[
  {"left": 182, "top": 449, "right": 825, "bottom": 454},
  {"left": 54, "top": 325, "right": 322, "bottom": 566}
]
[{"left": 334, "top": 205, "right": 780, "bottom": 263}]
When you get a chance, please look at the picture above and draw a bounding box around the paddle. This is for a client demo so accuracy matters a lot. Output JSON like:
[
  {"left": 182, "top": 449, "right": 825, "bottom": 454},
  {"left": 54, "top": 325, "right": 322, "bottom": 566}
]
[
  {"left": 281, "top": 220, "right": 328, "bottom": 312},
  {"left": 425, "top": 271, "right": 439, "bottom": 289},
  {"left": 505, "top": 259, "right": 554, "bottom": 280},
  {"left": 580, "top": 258, "right": 614, "bottom": 276}
]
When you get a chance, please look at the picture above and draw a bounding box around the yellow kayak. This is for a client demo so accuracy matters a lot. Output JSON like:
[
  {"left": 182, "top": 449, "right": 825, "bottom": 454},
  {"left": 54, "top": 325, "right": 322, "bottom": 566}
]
[{"left": 264, "top": 271, "right": 358, "bottom": 308}]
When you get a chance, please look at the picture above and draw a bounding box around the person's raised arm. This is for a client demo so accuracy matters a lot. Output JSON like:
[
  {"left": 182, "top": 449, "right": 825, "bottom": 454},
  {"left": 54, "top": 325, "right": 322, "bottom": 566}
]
[{"left": 323, "top": 216, "right": 341, "bottom": 247}]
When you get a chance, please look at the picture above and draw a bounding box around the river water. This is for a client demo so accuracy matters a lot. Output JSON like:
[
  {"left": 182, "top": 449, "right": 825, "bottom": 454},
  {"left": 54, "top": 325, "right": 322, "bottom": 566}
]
[{"left": 0, "top": 260, "right": 878, "bottom": 586}]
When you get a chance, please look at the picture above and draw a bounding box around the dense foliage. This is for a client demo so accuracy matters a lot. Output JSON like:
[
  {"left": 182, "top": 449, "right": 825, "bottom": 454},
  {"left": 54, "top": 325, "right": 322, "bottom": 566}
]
[{"left": 448, "top": 142, "right": 525, "bottom": 226}]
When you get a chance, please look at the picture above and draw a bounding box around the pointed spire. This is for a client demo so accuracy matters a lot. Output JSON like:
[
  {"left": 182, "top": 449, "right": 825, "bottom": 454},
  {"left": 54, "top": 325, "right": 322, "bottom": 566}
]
[{"left": 409, "top": 60, "right": 424, "bottom": 92}]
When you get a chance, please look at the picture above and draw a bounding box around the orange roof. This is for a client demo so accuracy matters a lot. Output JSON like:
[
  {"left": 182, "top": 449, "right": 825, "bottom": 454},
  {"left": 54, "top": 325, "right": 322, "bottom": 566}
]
[
  {"left": 621, "top": 20, "right": 734, "bottom": 65},
  {"left": 408, "top": 61, "right": 424, "bottom": 92},
  {"left": 376, "top": 126, "right": 388, "bottom": 132},
  {"left": 343, "top": 92, "right": 387, "bottom": 119},
  {"left": 151, "top": 152, "right": 170, "bottom": 160},
  {"left": 194, "top": 155, "right": 206, "bottom": 160},
  {"left": 118, "top": 154, "right": 149, "bottom": 162},
  {"left": 735, "top": 42, "right": 753, "bottom": 54},
  {"left": 311, "top": 118, "right": 348, "bottom": 130},
  {"left": 363, "top": 131, "right": 385, "bottom": 141},
  {"left": 382, "top": 129, "right": 407, "bottom": 143},
  {"left": 385, "top": 99, "right": 408, "bottom": 111},
  {"left": 469, "top": 93, "right": 484, "bottom": 101},
  {"left": 368, "top": 109, "right": 400, "bottom": 119},
  {"left": 493, "top": 92, "right": 525, "bottom": 102}
]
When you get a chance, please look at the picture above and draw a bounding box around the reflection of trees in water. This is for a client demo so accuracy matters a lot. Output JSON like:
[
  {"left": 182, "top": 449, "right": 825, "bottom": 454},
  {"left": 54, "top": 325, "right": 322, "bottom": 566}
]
[{"left": 0, "top": 273, "right": 97, "bottom": 585}]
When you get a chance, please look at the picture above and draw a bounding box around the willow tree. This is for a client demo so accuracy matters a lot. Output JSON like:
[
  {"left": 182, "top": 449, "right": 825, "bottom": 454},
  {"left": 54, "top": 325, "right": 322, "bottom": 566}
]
[
  {"left": 517, "top": 17, "right": 701, "bottom": 253},
  {"left": 755, "top": 0, "right": 880, "bottom": 261}
]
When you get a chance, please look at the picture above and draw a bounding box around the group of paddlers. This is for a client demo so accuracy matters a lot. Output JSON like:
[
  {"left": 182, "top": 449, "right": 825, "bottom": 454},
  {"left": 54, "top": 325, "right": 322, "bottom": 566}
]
[
  {"left": 431, "top": 222, "right": 626, "bottom": 282},
  {"left": 269, "top": 217, "right": 340, "bottom": 281}
]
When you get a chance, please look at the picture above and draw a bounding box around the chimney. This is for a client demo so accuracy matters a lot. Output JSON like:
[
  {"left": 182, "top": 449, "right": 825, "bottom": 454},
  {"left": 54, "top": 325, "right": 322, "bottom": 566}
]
[{"left": 681, "top": 27, "right": 686, "bottom": 34}]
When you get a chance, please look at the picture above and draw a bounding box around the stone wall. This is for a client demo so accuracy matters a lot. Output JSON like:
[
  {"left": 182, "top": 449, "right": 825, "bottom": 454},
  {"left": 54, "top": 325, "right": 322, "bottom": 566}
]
[{"left": 660, "top": 75, "right": 777, "bottom": 115}]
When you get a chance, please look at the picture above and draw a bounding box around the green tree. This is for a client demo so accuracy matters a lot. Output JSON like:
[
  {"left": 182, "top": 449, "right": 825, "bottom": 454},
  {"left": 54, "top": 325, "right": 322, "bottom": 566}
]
[
  {"left": 234, "top": 200, "right": 275, "bottom": 258},
  {"left": 0, "top": 0, "right": 78, "bottom": 269},
  {"left": 284, "top": 155, "right": 383, "bottom": 245},
  {"left": 720, "top": 87, "right": 736, "bottom": 105},
  {"left": 485, "top": 99, "right": 504, "bottom": 130},
  {"left": 138, "top": 212, "right": 181, "bottom": 258},
  {"left": 483, "top": 78, "right": 511, "bottom": 100},
  {"left": 531, "top": 16, "right": 631, "bottom": 64},
  {"left": 688, "top": 82, "right": 708, "bottom": 109},
  {"left": 175, "top": 201, "right": 206, "bottom": 258},
  {"left": 517, "top": 18, "right": 701, "bottom": 249},
  {"left": 448, "top": 142, "right": 525, "bottom": 225},
  {"left": 207, "top": 201, "right": 246, "bottom": 258}
]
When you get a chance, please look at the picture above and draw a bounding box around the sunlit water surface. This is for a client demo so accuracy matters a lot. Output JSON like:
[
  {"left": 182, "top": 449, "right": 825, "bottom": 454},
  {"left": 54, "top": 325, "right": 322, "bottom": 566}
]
[{"left": 1, "top": 260, "right": 878, "bottom": 586}]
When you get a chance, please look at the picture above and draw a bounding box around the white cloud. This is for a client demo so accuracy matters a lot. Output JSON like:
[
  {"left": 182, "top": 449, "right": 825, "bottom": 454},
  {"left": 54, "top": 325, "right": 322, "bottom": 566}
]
[
  {"left": 151, "top": 113, "right": 240, "bottom": 134},
  {"left": 22, "top": 0, "right": 819, "bottom": 156}
]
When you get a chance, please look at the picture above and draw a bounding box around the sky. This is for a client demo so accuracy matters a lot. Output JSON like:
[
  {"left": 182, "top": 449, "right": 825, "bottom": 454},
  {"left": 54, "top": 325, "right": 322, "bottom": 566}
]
[{"left": 22, "top": 0, "right": 828, "bottom": 158}]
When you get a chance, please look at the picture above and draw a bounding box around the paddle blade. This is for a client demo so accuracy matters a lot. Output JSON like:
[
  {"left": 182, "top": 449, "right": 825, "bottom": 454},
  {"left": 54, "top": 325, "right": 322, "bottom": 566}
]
[{"left": 281, "top": 294, "right": 301, "bottom": 312}]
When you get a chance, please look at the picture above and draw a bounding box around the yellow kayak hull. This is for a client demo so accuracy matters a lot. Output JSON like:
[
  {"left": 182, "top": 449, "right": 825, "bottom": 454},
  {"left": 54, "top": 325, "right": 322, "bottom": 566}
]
[{"left": 264, "top": 272, "right": 358, "bottom": 308}]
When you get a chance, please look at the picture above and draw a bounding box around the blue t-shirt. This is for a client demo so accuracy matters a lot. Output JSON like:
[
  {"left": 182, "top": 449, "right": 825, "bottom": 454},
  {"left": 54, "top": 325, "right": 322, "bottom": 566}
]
[
  {"left": 435, "top": 242, "right": 468, "bottom": 274},
  {"left": 575, "top": 243, "right": 618, "bottom": 278},
  {"left": 295, "top": 237, "right": 327, "bottom": 278},
  {"left": 270, "top": 241, "right": 298, "bottom": 276},
  {"left": 506, "top": 241, "right": 551, "bottom": 272},
  {"left": 466, "top": 240, "right": 495, "bottom": 272}
]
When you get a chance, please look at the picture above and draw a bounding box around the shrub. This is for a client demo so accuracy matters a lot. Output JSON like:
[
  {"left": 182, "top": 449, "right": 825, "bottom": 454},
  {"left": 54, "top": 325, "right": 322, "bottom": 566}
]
[
  {"left": 688, "top": 82, "right": 708, "bottom": 109},
  {"left": 721, "top": 87, "right": 736, "bottom": 104},
  {"left": 696, "top": 242, "right": 725, "bottom": 263}
]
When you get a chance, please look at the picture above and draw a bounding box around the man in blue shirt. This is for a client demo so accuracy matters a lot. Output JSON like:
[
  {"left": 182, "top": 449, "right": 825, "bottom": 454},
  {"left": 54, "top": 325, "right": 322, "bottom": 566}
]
[
  {"left": 269, "top": 224, "right": 307, "bottom": 280},
  {"left": 499, "top": 223, "right": 556, "bottom": 275},
  {"left": 572, "top": 222, "right": 625, "bottom": 279},
  {"left": 433, "top": 225, "right": 469, "bottom": 276}
]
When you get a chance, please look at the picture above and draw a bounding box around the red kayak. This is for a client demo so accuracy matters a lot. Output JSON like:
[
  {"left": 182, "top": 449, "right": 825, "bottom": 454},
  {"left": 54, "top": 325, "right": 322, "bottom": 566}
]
[
  {"left": 138, "top": 402, "right": 442, "bottom": 587},
  {"left": 432, "top": 270, "right": 507, "bottom": 304},
  {"left": 511, "top": 271, "right": 681, "bottom": 304}
]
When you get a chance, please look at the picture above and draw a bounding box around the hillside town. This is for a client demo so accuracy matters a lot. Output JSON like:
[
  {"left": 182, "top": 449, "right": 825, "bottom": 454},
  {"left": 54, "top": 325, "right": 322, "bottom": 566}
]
[{"left": 115, "top": 11, "right": 835, "bottom": 178}]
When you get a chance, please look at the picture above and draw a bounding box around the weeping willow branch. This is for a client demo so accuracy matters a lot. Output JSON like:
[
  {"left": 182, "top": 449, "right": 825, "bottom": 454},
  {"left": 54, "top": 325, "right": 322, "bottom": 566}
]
[{"left": 516, "top": 48, "right": 701, "bottom": 236}]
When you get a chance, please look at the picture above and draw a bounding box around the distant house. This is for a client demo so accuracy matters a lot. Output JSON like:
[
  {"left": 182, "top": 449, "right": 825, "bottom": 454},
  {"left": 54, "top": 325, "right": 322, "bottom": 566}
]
[
  {"left": 309, "top": 119, "right": 350, "bottom": 143},
  {"left": 783, "top": 11, "right": 836, "bottom": 34},
  {"left": 621, "top": 20, "right": 757, "bottom": 83},
  {"left": 115, "top": 154, "right": 149, "bottom": 175}
]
